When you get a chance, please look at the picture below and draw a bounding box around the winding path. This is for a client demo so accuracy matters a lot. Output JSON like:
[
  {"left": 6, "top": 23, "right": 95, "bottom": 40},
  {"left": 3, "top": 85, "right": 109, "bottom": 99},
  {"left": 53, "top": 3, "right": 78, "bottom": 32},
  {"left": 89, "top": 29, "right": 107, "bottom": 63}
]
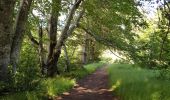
[{"left": 56, "top": 67, "right": 119, "bottom": 100}]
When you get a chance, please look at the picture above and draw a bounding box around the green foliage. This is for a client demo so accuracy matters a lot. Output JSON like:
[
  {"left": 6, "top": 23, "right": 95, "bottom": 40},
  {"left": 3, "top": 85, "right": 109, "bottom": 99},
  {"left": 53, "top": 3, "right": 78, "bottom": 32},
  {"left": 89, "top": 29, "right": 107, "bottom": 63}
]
[
  {"left": 63, "top": 69, "right": 88, "bottom": 79},
  {"left": 0, "top": 62, "right": 104, "bottom": 99},
  {"left": 63, "top": 62, "right": 104, "bottom": 79},
  {"left": 158, "top": 68, "right": 170, "bottom": 80},
  {"left": 0, "top": 91, "right": 39, "bottom": 100},
  {"left": 0, "top": 77, "right": 75, "bottom": 100},
  {"left": 39, "top": 77, "right": 75, "bottom": 99},
  {"left": 108, "top": 64, "right": 170, "bottom": 100},
  {"left": 113, "top": 59, "right": 130, "bottom": 64},
  {"left": 0, "top": 39, "right": 40, "bottom": 93},
  {"left": 124, "top": 1, "right": 170, "bottom": 72},
  {"left": 14, "top": 39, "right": 40, "bottom": 91},
  {"left": 85, "top": 62, "right": 104, "bottom": 73},
  {"left": 83, "top": 0, "right": 145, "bottom": 51}
]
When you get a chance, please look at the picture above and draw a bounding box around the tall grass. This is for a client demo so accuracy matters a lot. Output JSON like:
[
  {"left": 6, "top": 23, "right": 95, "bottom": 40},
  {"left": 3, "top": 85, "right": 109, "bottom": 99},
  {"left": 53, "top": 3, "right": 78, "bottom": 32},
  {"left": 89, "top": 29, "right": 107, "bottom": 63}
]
[
  {"left": 0, "top": 77, "right": 75, "bottom": 100},
  {"left": 108, "top": 64, "right": 170, "bottom": 100},
  {"left": 0, "top": 62, "right": 104, "bottom": 100}
]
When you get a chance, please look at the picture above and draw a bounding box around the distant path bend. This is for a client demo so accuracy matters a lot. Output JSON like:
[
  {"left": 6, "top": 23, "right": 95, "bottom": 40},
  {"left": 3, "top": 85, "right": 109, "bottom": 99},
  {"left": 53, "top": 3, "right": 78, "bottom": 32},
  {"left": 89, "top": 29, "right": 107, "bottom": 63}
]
[{"left": 56, "top": 66, "right": 119, "bottom": 100}]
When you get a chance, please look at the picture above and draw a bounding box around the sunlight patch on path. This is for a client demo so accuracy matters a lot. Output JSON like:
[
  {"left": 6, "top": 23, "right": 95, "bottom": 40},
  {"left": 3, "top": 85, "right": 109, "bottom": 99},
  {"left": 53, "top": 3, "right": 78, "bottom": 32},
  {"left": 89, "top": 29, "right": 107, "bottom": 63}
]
[{"left": 56, "top": 67, "right": 119, "bottom": 100}]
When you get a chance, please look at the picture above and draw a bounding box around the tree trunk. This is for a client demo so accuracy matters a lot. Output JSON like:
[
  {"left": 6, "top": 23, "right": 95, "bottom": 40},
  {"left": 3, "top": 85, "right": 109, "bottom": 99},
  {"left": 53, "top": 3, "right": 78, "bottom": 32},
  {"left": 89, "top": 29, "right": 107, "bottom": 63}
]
[
  {"left": 10, "top": 0, "right": 33, "bottom": 73},
  {"left": 45, "top": 0, "right": 61, "bottom": 77},
  {"left": 63, "top": 44, "right": 70, "bottom": 72},
  {"left": 47, "top": 0, "right": 61, "bottom": 62},
  {"left": 46, "top": 0, "right": 83, "bottom": 77},
  {"left": 38, "top": 25, "right": 46, "bottom": 75},
  {"left": 0, "top": 0, "right": 15, "bottom": 81},
  {"left": 47, "top": 50, "right": 61, "bottom": 77}
]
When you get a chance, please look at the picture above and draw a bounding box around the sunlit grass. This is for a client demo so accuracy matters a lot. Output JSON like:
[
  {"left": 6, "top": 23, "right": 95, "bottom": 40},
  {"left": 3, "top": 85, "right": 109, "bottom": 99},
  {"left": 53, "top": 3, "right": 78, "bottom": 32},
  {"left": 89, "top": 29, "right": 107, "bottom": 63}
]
[
  {"left": 108, "top": 64, "right": 170, "bottom": 100},
  {"left": 85, "top": 62, "right": 104, "bottom": 73},
  {"left": 0, "top": 62, "right": 104, "bottom": 100},
  {"left": 63, "top": 62, "right": 104, "bottom": 79},
  {"left": 0, "top": 77, "right": 75, "bottom": 100},
  {"left": 41, "top": 77, "right": 76, "bottom": 99}
]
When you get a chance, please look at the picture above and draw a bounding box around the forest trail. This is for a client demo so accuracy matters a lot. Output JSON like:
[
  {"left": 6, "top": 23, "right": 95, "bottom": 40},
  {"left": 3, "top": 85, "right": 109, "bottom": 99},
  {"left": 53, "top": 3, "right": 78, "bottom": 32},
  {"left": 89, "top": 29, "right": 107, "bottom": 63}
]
[{"left": 56, "top": 66, "right": 119, "bottom": 100}]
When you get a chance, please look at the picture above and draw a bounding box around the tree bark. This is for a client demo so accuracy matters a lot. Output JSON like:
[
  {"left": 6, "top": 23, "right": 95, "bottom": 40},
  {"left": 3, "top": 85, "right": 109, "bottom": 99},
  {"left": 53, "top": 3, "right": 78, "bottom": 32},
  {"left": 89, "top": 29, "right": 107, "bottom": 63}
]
[
  {"left": 38, "top": 25, "right": 46, "bottom": 75},
  {"left": 47, "top": 50, "right": 61, "bottom": 77},
  {"left": 45, "top": 0, "right": 61, "bottom": 77},
  {"left": 27, "top": 31, "right": 39, "bottom": 46},
  {"left": 47, "top": 0, "right": 84, "bottom": 77},
  {"left": 47, "top": 0, "right": 61, "bottom": 62},
  {"left": 0, "top": 0, "right": 15, "bottom": 81},
  {"left": 10, "top": 0, "right": 33, "bottom": 73}
]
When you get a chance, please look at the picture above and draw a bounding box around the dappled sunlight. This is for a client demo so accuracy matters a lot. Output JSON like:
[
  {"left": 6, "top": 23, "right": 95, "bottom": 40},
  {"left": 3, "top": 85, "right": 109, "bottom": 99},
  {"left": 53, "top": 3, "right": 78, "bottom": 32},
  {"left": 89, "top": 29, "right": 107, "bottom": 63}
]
[
  {"left": 74, "top": 86, "right": 110, "bottom": 94},
  {"left": 110, "top": 80, "right": 122, "bottom": 91},
  {"left": 76, "top": 87, "right": 92, "bottom": 93},
  {"left": 151, "top": 91, "right": 161, "bottom": 100},
  {"left": 56, "top": 67, "right": 118, "bottom": 100},
  {"left": 57, "top": 84, "right": 115, "bottom": 100},
  {"left": 101, "top": 50, "right": 125, "bottom": 62},
  {"left": 62, "top": 92, "right": 70, "bottom": 96},
  {"left": 2, "top": 0, "right": 170, "bottom": 99}
]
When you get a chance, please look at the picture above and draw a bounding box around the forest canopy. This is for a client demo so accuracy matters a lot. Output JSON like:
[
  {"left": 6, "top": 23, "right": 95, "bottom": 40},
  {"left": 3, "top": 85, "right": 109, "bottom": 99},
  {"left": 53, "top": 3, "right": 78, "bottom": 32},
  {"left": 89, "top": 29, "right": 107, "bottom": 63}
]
[{"left": 1, "top": 0, "right": 170, "bottom": 99}]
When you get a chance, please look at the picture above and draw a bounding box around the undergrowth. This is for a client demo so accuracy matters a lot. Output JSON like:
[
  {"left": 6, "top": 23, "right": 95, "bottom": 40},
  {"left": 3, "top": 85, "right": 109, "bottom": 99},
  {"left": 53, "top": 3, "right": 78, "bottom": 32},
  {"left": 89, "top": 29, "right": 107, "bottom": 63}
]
[{"left": 0, "top": 62, "right": 104, "bottom": 100}]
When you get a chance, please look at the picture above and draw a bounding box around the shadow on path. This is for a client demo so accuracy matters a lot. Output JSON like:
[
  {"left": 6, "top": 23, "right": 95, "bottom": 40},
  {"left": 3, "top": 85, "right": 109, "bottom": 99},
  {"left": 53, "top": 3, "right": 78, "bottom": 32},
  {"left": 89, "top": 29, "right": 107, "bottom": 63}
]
[{"left": 56, "top": 66, "right": 119, "bottom": 100}]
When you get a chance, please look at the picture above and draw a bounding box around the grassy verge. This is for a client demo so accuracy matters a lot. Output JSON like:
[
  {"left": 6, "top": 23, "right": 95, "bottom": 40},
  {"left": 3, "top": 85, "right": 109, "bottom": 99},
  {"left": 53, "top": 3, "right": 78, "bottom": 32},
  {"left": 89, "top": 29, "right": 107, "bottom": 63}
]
[
  {"left": 63, "top": 62, "right": 105, "bottom": 79},
  {"left": 0, "top": 77, "right": 75, "bottom": 100},
  {"left": 0, "top": 62, "right": 104, "bottom": 100},
  {"left": 108, "top": 64, "right": 170, "bottom": 100}
]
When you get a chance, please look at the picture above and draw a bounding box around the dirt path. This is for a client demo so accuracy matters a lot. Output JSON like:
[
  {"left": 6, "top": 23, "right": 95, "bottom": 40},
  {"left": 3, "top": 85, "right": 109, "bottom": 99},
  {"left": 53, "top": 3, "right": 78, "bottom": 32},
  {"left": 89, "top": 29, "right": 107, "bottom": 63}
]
[{"left": 56, "top": 67, "right": 118, "bottom": 100}]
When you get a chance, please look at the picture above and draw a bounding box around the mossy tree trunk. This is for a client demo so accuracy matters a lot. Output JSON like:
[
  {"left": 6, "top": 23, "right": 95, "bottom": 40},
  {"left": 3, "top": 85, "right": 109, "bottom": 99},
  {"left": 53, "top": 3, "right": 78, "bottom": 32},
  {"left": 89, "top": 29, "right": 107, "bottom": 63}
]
[
  {"left": 0, "top": 0, "right": 16, "bottom": 81},
  {"left": 10, "top": 0, "right": 33, "bottom": 74}
]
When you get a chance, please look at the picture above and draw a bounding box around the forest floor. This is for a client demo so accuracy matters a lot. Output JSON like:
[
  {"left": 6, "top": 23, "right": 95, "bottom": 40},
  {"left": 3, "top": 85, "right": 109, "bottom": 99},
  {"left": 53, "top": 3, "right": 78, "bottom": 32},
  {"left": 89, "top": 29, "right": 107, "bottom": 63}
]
[{"left": 56, "top": 66, "right": 119, "bottom": 100}]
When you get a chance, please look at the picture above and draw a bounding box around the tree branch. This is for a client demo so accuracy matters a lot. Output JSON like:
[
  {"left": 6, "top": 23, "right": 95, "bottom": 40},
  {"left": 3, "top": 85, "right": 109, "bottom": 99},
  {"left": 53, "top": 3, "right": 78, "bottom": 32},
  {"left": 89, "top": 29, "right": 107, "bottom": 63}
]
[
  {"left": 47, "top": 0, "right": 83, "bottom": 65},
  {"left": 27, "top": 31, "right": 39, "bottom": 46}
]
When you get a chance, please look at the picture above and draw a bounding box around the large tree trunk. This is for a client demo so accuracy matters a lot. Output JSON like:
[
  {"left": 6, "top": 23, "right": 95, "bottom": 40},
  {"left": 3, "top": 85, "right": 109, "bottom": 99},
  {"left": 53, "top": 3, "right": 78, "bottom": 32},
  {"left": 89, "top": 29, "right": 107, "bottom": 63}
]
[
  {"left": 0, "top": 0, "right": 15, "bottom": 81},
  {"left": 46, "top": 0, "right": 84, "bottom": 77},
  {"left": 47, "top": 0, "right": 61, "bottom": 62},
  {"left": 45, "top": 0, "right": 61, "bottom": 77},
  {"left": 47, "top": 50, "right": 61, "bottom": 77},
  {"left": 10, "top": 0, "right": 33, "bottom": 73}
]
